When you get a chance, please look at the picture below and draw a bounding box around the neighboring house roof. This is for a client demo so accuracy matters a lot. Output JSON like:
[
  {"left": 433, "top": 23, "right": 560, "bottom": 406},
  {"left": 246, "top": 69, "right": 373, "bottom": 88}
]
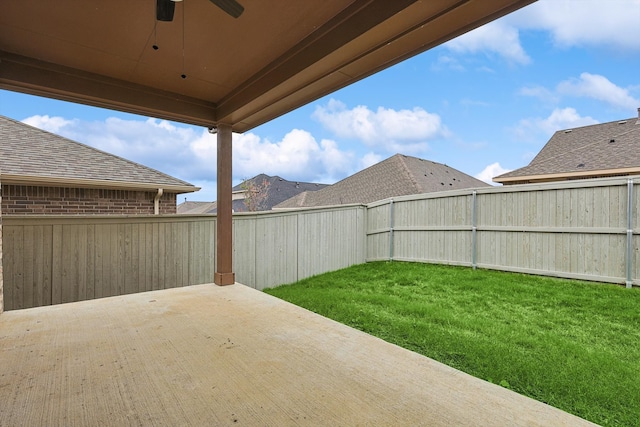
[
  {"left": 176, "top": 199, "right": 249, "bottom": 214},
  {"left": 275, "top": 154, "right": 490, "bottom": 209},
  {"left": 176, "top": 201, "right": 218, "bottom": 214},
  {"left": 232, "top": 174, "right": 329, "bottom": 212},
  {"left": 176, "top": 174, "right": 328, "bottom": 214},
  {"left": 0, "top": 115, "right": 198, "bottom": 193},
  {"left": 495, "top": 111, "right": 640, "bottom": 184}
]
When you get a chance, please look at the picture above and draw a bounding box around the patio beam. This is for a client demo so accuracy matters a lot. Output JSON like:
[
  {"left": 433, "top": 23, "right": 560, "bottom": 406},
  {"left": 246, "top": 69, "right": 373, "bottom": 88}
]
[
  {"left": 214, "top": 124, "right": 235, "bottom": 286},
  {"left": 0, "top": 51, "right": 218, "bottom": 129}
]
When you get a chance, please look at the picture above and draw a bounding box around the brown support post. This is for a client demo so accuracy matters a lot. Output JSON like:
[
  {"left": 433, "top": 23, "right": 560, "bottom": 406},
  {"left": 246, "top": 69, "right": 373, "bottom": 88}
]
[
  {"left": 214, "top": 124, "right": 235, "bottom": 285},
  {"left": 0, "top": 178, "right": 3, "bottom": 313}
]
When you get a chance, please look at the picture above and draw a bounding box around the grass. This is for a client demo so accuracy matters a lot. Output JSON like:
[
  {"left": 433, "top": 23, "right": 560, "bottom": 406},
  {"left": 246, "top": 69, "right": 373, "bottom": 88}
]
[{"left": 264, "top": 261, "right": 640, "bottom": 427}]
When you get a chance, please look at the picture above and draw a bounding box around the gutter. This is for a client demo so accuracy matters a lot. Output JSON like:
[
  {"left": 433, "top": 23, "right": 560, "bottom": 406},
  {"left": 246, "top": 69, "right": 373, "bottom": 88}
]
[
  {"left": 0, "top": 173, "right": 199, "bottom": 193},
  {"left": 154, "top": 188, "right": 164, "bottom": 215},
  {"left": 494, "top": 167, "right": 640, "bottom": 184}
]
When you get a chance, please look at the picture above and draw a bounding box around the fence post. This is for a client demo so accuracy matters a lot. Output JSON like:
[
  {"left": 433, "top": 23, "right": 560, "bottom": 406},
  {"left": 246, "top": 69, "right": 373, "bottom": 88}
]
[
  {"left": 471, "top": 190, "right": 477, "bottom": 270},
  {"left": 389, "top": 200, "right": 395, "bottom": 261},
  {"left": 626, "top": 179, "right": 634, "bottom": 288}
]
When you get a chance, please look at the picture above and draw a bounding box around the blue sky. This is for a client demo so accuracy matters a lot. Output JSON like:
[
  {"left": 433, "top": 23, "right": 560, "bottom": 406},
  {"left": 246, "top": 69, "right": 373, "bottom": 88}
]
[{"left": 1, "top": 0, "right": 639, "bottom": 202}]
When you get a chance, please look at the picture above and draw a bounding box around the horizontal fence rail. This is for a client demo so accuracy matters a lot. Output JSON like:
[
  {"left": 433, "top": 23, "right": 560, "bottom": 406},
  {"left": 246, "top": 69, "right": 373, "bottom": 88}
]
[
  {"left": 366, "top": 176, "right": 640, "bottom": 287},
  {"left": 233, "top": 205, "right": 367, "bottom": 290}
]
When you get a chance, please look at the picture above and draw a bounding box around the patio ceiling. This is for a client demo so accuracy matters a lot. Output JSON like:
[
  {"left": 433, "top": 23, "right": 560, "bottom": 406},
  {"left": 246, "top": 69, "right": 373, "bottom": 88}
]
[{"left": 0, "top": 0, "right": 535, "bottom": 132}]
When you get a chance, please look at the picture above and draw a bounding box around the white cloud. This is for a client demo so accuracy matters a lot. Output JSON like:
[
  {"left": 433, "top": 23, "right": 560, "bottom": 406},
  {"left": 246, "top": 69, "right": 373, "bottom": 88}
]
[
  {"left": 476, "top": 66, "right": 495, "bottom": 74},
  {"left": 513, "top": 0, "right": 640, "bottom": 52},
  {"left": 359, "top": 152, "right": 383, "bottom": 170},
  {"left": 446, "top": 20, "right": 531, "bottom": 65},
  {"left": 38, "top": 116, "right": 213, "bottom": 180},
  {"left": 432, "top": 55, "right": 466, "bottom": 72},
  {"left": 460, "top": 99, "right": 491, "bottom": 108},
  {"left": 312, "top": 99, "right": 449, "bottom": 154},
  {"left": 21, "top": 115, "right": 360, "bottom": 200},
  {"left": 557, "top": 73, "right": 640, "bottom": 111},
  {"left": 537, "top": 107, "right": 599, "bottom": 133},
  {"left": 512, "top": 107, "right": 599, "bottom": 141},
  {"left": 518, "top": 85, "right": 559, "bottom": 104},
  {"left": 475, "top": 162, "right": 512, "bottom": 185},
  {"left": 22, "top": 115, "right": 76, "bottom": 133},
  {"left": 518, "top": 73, "right": 638, "bottom": 114},
  {"left": 444, "top": 0, "right": 640, "bottom": 66},
  {"left": 233, "top": 129, "right": 354, "bottom": 184}
]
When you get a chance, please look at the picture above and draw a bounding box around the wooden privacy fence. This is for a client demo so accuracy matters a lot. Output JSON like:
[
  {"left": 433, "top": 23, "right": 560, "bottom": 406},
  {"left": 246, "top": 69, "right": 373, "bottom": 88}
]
[
  {"left": 2, "top": 205, "right": 366, "bottom": 310},
  {"left": 3, "top": 177, "right": 639, "bottom": 310},
  {"left": 2, "top": 216, "right": 216, "bottom": 310},
  {"left": 233, "top": 205, "right": 366, "bottom": 290},
  {"left": 367, "top": 176, "right": 640, "bottom": 287}
]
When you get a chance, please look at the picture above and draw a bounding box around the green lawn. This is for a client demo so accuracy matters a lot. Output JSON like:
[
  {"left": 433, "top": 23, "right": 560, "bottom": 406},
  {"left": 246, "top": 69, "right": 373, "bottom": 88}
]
[{"left": 264, "top": 261, "right": 640, "bottom": 427}]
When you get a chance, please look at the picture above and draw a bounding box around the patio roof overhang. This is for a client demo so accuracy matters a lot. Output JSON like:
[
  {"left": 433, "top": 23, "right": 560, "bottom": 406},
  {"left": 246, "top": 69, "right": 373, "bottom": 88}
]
[
  {"left": 0, "top": 0, "right": 536, "bottom": 287},
  {"left": 0, "top": 0, "right": 535, "bottom": 132}
]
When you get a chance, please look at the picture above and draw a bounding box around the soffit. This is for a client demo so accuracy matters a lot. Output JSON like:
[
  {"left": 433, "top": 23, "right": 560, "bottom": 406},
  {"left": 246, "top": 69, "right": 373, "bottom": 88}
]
[{"left": 0, "top": 0, "right": 536, "bottom": 132}]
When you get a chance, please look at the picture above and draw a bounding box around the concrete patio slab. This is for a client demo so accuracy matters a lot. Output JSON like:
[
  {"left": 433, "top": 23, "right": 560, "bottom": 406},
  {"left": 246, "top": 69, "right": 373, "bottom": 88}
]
[{"left": 0, "top": 284, "right": 597, "bottom": 426}]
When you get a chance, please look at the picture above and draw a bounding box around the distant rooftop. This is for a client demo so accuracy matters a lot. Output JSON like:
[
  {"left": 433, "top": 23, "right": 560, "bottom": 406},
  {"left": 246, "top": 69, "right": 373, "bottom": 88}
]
[
  {"left": 177, "top": 174, "right": 328, "bottom": 213},
  {"left": 275, "top": 154, "right": 489, "bottom": 209},
  {"left": 0, "top": 115, "right": 198, "bottom": 193},
  {"left": 495, "top": 109, "right": 640, "bottom": 184}
]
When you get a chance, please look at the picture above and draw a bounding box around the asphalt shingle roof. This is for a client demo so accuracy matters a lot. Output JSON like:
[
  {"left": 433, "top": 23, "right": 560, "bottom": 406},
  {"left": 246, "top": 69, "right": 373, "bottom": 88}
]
[
  {"left": 495, "top": 115, "right": 640, "bottom": 182},
  {"left": 232, "top": 174, "right": 328, "bottom": 211},
  {"left": 0, "top": 115, "right": 197, "bottom": 191},
  {"left": 275, "top": 154, "right": 489, "bottom": 208},
  {"left": 176, "top": 201, "right": 218, "bottom": 214},
  {"left": 177, "top": 174, "right": 328, "bottom": 213}
]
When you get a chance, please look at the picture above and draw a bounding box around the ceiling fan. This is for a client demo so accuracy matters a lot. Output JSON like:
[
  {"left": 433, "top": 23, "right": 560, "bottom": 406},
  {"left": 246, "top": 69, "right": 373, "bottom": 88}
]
[{"left": 156, "top": 0, "right": 244, "bottom": 21}]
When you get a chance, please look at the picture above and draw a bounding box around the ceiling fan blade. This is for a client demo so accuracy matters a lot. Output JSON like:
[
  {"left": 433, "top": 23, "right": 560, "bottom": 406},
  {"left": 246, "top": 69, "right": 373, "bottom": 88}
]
[
  {"left": 156, "top": 0, "right": 176, "bottom": 21},
  {"left": 210, "top": 0, "right": 244, "bottom": 18}
]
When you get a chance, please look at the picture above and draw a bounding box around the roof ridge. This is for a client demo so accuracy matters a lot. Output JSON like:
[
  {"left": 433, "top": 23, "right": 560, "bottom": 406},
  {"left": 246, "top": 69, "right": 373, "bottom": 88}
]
[
  {"left": 556, "top": 116, "right": 635, "bottom": 132},
  {"left": 275, "top": 153, "right": 489, "bottom": 207},
  {"left": 233, "top": 173, "right": 328, "bottom": 191},
  {"left": 396, "top": 154, "right": 422, "bottom": 192}
]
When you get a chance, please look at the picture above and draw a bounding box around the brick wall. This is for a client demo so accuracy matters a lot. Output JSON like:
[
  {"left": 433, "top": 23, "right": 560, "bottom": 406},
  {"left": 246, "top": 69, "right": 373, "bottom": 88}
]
[{"left": 1, "top": 185, "right": 177, "bottom": 215}]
